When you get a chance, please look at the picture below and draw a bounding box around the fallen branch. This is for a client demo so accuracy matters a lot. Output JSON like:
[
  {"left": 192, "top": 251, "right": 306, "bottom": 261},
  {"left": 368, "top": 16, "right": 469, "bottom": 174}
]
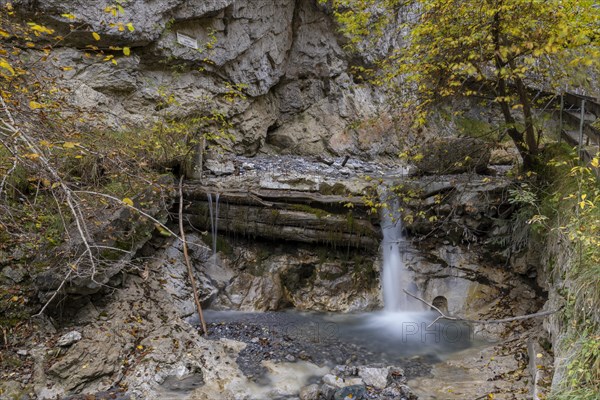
[
  {"left": 179, "top": 176, "right": 207, "bottom": 335},
  {"left": 403, "top": 289, "right": 558, "bottom": 328}
]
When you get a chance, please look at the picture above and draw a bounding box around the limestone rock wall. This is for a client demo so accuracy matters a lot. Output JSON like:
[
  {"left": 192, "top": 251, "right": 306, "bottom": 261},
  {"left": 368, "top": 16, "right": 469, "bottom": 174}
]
[{"left": 15, "top": 0, "right": 397, "bottom": 159}]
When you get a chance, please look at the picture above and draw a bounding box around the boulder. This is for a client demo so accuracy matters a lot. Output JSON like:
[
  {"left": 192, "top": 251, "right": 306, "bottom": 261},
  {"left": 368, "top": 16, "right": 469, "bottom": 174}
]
[{"left": 358, "top": 366, "right": 390, "bottom": 389}]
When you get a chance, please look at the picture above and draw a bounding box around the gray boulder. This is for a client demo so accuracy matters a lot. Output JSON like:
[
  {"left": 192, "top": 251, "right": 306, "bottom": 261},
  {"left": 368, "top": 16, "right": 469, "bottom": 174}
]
[{"left": 358, "top": 366, "right": 390, "bottom": 389}]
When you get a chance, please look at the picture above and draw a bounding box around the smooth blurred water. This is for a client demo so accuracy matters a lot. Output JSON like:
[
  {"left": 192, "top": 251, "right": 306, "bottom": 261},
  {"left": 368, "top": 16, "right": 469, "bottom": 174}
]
[
  {"left": 379, "top": 190, "right": 424, "bottom": 312},
  {"left": 204, "top": 310, "right": 472, "bottom": 363}
]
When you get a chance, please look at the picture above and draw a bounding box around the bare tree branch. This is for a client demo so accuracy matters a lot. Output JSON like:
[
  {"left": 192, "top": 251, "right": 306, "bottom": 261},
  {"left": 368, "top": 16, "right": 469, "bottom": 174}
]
[
  {"left": 403, "top": 289, "right": 558, "bottom": 328},
  {"left": 178, "top": 176, "right": 207, "bottom": 335},
  {"left": 1, "top": 94, "right": 99, "bottom": 289}
]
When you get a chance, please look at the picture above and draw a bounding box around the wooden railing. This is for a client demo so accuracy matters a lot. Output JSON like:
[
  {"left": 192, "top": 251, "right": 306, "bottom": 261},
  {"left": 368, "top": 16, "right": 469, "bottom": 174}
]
[{"left": 559, "top": 92, "right": 600, "bottom": 172}]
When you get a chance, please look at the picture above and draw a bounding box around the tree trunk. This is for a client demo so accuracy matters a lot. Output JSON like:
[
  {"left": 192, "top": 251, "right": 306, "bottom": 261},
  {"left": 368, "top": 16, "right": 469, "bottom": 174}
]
[
  {"left": 513, "top": 74, "right": 539, "bottom": 157},
  {"left": 492, "top": 7, "right": 536, "bottom": 170}
]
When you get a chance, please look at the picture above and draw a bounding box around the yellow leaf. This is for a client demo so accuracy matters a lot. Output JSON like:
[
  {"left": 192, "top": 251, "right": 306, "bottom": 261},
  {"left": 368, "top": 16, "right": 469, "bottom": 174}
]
[
  {"left": 29, "top": 101, "right": 44, "bottom": 109},
  {"left": 24, "top": 153, "right": 40, "bottom": 160},
  {"left": 111, "top": 59, "right": 117, "bottom": 65},
  {"left": 155, "top": 223, "right": 172, "bottom": 237},
  {"left": 123, "top": 47, "right": 131, "bottom": 56},
  {"left": 61, "top": 13, "right": 76, "bottom": 20},
  {"left": 11, "top": 296, "right": 19, "bottom": 302},
  {"left": 61, "top": 66, "right": 74, "bottom": 71},
  {"left": 92, "top": 32, "right": 101, "bottom": 41},
  {"left": 126, "top": 23, "right": 135, "bottom": 32},
  {"left": 28, "top": 23, "right": 54, "bottom": 35},
  {"left": 62, "top": 141, "right": 78, "bottom": 149},
  {"left": 123, "top": 198, "right": 134, "bottom": 206},
  {"left": 136, "top": 345, "right": 143, "bottom": 350},
  {"left": 0, "top": 29, "right": 10, "bottom": 38},
  {"left": 0, "top": 58, "right": 15, "bottom": 75},
  {"left": 591, "top": 157, "right": 599, "bottom": 168}
]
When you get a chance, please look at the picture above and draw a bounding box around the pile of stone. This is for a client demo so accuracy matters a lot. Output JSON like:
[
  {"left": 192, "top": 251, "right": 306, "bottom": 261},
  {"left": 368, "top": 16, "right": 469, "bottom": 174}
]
[{"left": 300, "top": 364, "right": 417, "bottom": 400}]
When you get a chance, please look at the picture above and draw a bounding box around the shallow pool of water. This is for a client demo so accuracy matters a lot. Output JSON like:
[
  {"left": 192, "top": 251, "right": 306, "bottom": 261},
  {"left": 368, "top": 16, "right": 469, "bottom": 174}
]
[{"left": 201, "top": 310, "right": 475, "bottom": 379}]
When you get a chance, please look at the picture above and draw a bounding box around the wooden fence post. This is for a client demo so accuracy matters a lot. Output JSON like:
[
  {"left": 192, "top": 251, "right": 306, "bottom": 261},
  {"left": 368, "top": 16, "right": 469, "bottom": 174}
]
[
  {"left": 578, "top": 100, "right": 586, "bottom": 159},
  {"left": 558, "top": 94, "right": 564, "bottom": 144}
]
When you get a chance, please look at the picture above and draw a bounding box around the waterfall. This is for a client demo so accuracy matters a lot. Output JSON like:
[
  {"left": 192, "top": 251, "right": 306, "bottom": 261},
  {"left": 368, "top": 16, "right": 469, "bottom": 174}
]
[
  {"left": 207, "top": 193, "right": 220, "bottom": 257},
  {"left": 380, "top": 190, "right": 422, "bottom": 312}
]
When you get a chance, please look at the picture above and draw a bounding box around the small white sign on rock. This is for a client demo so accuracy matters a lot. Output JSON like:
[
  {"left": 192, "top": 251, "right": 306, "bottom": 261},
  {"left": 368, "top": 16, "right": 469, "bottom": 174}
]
[{"left": 176, "top": 32, "right": 199, "bottom": 50}]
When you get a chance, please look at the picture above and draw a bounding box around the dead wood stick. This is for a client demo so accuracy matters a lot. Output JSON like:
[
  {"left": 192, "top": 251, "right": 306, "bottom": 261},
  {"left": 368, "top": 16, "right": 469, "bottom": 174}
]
[
  {"left": 179, "top": 176, "right": 207, "bottom": 335},
  {"left": 403, "top": 289, "right": 558, "bottom": 327},
  {"left": 341, "top": 155, "right": 350, "bottom": 167}
]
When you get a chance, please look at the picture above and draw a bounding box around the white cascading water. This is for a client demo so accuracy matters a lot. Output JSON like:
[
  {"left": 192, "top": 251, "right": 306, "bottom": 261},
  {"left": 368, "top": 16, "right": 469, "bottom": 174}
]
[{"left": 379, "top": 190, "right": 423, "bottom": 312}]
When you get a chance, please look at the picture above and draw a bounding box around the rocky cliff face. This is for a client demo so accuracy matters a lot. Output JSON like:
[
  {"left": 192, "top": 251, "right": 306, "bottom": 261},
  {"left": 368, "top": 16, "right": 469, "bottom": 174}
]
[
  {"left": 1, "top": 2, "right": 556, "bottom": 399},
  {"left": 15, "top": 0, "right": 396, "bottom": 159}
]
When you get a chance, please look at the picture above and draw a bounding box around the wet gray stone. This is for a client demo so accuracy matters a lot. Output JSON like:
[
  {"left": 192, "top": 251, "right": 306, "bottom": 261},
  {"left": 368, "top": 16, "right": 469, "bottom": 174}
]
[{"left": 333, "top": 385, "right": 366, "bottom": 400}]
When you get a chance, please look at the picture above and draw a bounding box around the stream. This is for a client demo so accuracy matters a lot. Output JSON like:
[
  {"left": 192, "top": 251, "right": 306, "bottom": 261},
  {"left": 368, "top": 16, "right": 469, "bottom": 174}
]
[
  {"left": 193, "top": 180, "right": 480, "bottom": 398},
  {"left": 204, "top": 310, "right": 473, "bottom": 375}
]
